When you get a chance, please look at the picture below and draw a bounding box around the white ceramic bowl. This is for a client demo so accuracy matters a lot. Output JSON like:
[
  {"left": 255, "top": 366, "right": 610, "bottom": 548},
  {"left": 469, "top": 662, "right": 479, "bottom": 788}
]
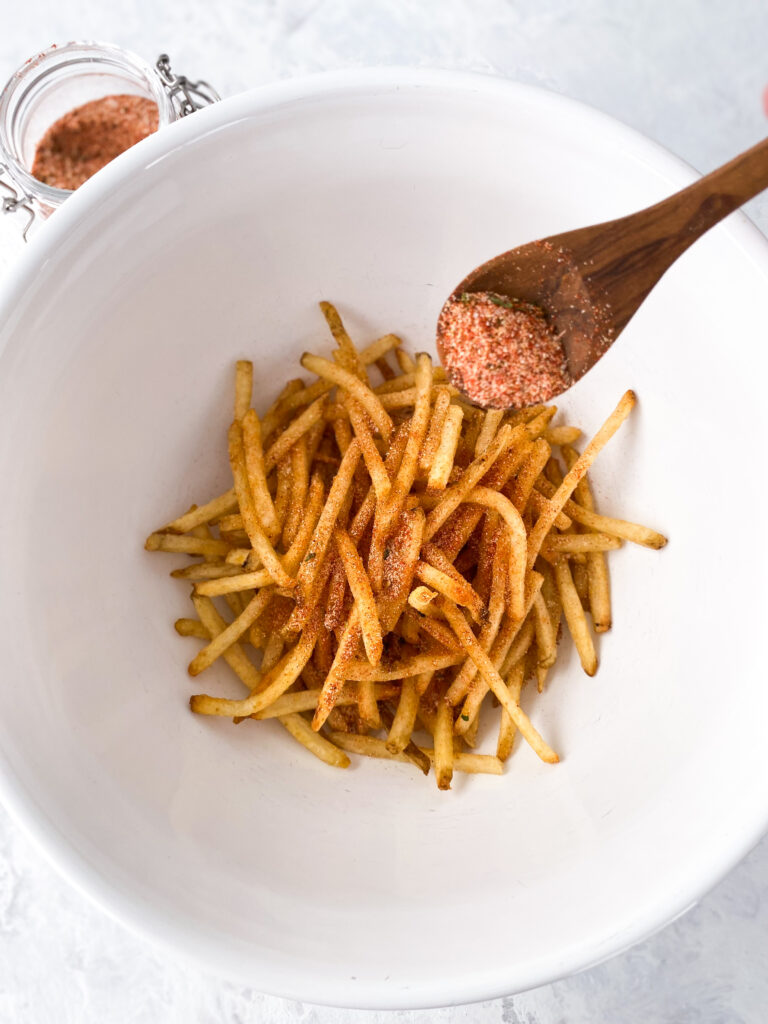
[{"left": 0, "top": 69, "right": 767, "bottom": 1009}]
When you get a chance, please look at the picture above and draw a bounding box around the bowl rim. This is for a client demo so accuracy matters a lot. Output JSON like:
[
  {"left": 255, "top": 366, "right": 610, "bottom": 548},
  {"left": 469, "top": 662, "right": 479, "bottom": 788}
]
[{"left": 0, "top": 65, "right": 767, "bottom": 1009}]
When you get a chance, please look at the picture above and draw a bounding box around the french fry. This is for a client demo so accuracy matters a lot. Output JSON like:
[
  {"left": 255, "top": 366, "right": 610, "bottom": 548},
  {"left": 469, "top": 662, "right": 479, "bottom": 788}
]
[
  {"left": 175, "top": 617, "right": 209, "bottom": 640},
  {"left": 554, "top": 557, "right": 597, "bottom": 676},
  {"left": 475, "top": 409, "right": 504, "bottom": 455},
  {"left": 294, "top": 439, "right": 361, "bottom": 614},
  {"left": 433, "top": 692, "right": 454, "bottom": 790},
  {"left": 441, "top": 595, "right": 557, "bottom": 762},
  {"left": 527, "top": 391, "right": 637, "bottom": 568},
  {"left": 264, "top": 395, "right": 327, "bottom": 473},
  {"left": 534, "top": 477, "right": 666, "bottom": 548},
  {"left": 228, "top": 421, "right": 293, "bottom": 588},
  {"left": 419, "top": 387, "right": 451, "bottom": 473},
  {"left": 327, "top": 732, "right": 504, "bottom": 775},
  {"left": 251, "top": 683, "right": 400, "bottom": 719},
  {"left": 532, "top": 591, "right": 557, "bottom": 668},
  {"left": 465, "top": 487, "right": 526, "bottom": 620},
  {"left": 161, "top": 488, "right": 238, "bottom": 535},
  {"left": 300, "top": 353, "right": 393, "bottom": 439},
  {"left": 145, "top": 534, "right": 231, "bottom": 558},
  {"left": 424, "top": 424, "right": 516, "bottom": 540},
  {"left": 415, "top": 561, "right": 483, "bottom": 622},
  {"left": 319, "top": 300, "right": 368, "bottom": 383},
  {"left": 190, "top": 594, "right": 262, "bottom": 692},
  {"left": 278, "top": 713, "right": 350, "bottom": 768},
  {"left": 334, "top": 527, "right": 383, "bottom": 665},
  {"left": 496, "top": 659, "right": 526, "bottom": 761},
  {"left": 345, "top": 396, "right": 391, "bottom": 500},
  {"left": 195, "top": 569, "right": 273, "bottom": 595},
  {"left": 427, "top": 404, "right": 464, "bottom": 489},
  {"left": 385, "top": 678, "right": 420, "bottom": 753},
  {"left": 234, "top": 359, "right": 253, "bottom": 422},
  {"left": 542, "top": 533, "right": 622, "bottom": 554},
  {"left": 190, "top": 608, "right": 322, "bottom": 715},
  {"left": 507, "top": 438, "right": 551, "bottom": 514}
]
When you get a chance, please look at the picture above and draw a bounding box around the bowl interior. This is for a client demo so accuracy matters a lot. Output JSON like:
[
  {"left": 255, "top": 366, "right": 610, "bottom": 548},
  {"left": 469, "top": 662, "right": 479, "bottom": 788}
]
[{"left": 0, "top": 72, "right": 767, "bottom": 1008}]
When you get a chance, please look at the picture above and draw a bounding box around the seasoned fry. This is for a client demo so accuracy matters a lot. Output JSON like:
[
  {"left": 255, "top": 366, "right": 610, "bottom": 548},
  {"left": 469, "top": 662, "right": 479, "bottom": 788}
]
[
  {"left": 527, "top": 391, "right": 637, "bottom": 568},
  {"left": 427, "top": 404, "right": 464, "bottom": 489},
  {"left": 145, "top": 533, "right": 231, "bottom": 558},
  {"left": 335, "top": 527, "right": 383, "bottom": 665},
  {"left": 424, "top": 424, "right": 516, "bottom": 540},
  {"left": 328, "top": 732, "right": 504, "bottom": 775},
  {"left": 441, "top": 596, "right": 558, "bottom": 763},
  {"left": 228, "top": 421, "right": 293, "bottom": 588},
  {"left": 434, "top": 693, "right": 454, "bottom": 790},
  {"left": 264, "top": 395, "right": 327, "bottom": 472},
  {"left": 301, "top": 353, "right": 393, "bottom": 439},
  {"left": 160, "top": 489, "right": 238, "bottom": 535},
  {"left": 278, "top": 713, "right": 350, "bottom": 768},
  {"left": 148, "top": 304, "right": 664, "bottom": 789},
  {"left": 234, "top": 359, "right": 253, "bottom": 422},
  {"left": 555, "top": 557, "right": 597, "bottom": 676}
]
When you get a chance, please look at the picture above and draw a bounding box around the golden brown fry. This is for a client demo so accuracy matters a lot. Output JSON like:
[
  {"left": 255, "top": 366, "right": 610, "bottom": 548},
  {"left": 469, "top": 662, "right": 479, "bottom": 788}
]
[
  {"left": 295, "top": 440, "right": 361, "bottom": 612},
  {"left": 465, "top": 486, "right": 526, "bottom": 620},
  {"left": 385, "top": 677, "right": 420, "bottom": 753},
  {"left": 327, "top": 732, "right": 503, "bottom": 775},
  {"left": 145, "top": 533, "right": 231, "bottom": 558},
  {"left": 434, "top": 693, "right": 454, "bottom": 790},
  {"left": 534, "top": 476, "right": 666, "bottom": 547},
  {"left": 527, "top": 391, "right": 637, "bottom": 568},
  {"left": 170, "top": 562, "right": 243, "bottom": 582},
  {"left": 319, "top": 300, "right": 369, "bottom": 382},
  {"left": 345, "top": 396, "right": 391, "bottom": 500},
  {"left": 561, "top": 443, "right": 613, "bottom": 632},
  {"left": 277, "top": 713, "right": 350, "bottom": 768},
  {"left": 542, "top": 533, "right": 622, "bottom": 554},
  {"left": 194, "top": 569, "right": 273, "bottom": 595},
  {"left": 441, "top": 595, "right": 557, "bottom": 762},
  {"left": 427, "top": 404, "right": 464, "bottom": 489},
  {"left": 527, "top": 488, "right": 572, "bottom": 531},
  {"left": 175, "top": 617, "right": 210, "bottom": 640},
  {"left": 334, "top": 527, "right": 383, "bottom": 665},
  {"left": 475, "top": 409, "right": 505, "bottom": 456},
  {"left": 554, "top": 557, "right": 597, "bottom": 676},
  {"left": 228, "top": 421, "right": 294, "bottom": 588},
  {"left": 300, "top": 353, "right": 393, "bottom": 439},
  {"left": 395, "top": 347, "right": 415, "bottom": 374},
  {"left": 190, "top": 608, "right": 322, "bottom": 714},
  {"left": 532, "top": 591, "right": 557, "bottom": 668},
  {"left": 496, "top": 659, "right": 526, "bottom": 761},
  {"left": 419, "top": 387, "right": 451, "bottom": 473},
  {"left": 234, "top": 359, "right": 253, "bottom": 422},
  {"left": 242, "top": 408, "right": 280, "bottom": 543},
  {"left": 361, "top": 333, "right": 402, "bottom": 365},
  {"left": 251, "top": 683, "right": 400, "bottom": 719},
  {"left": 508, "top": 438, "right": 551, "bottom": 514},
  {"left": 264, "top": 395, "right": 327, "bottom": 473},
  {"left": 424, "top": 424, "right": 516, "bottom": 540},
  {"left": 445, "top": 528, "right": 508, "bottom": 706},
  {"left": 190, "top": 594, "right": 263, "bottom": 692},
  {"left": 161, "top": 489, "right": 238, "bottom": 535},
  {"left": 343, "top": 652, "right": 464, "bottom": 681},
  {"left": 543, "top": 425, "right": 582, "bottom": 446},
  {"left": 189, "top": 587, "right": 273, "bottom": 676},
  {"left": 408, "top": 585, "right": 438, "bottom": 615},
  {"left": 415, "top": 561, "right": 483, "bottom": 622}
]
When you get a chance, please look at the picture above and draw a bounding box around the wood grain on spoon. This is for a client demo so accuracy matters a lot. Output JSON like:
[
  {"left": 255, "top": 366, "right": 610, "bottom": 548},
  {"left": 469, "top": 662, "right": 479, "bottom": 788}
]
[{"left": 437, "top": 134, "right": 768, "bottom": 407}]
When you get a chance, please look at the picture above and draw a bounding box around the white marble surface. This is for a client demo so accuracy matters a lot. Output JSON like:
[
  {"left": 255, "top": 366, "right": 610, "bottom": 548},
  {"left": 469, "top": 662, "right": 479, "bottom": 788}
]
[{"left": 1, "top": 2, "right": 767, "bottom": 1020}]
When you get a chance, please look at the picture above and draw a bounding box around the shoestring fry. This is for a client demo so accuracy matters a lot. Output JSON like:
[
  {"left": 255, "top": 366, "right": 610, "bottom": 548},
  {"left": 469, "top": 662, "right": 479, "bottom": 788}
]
[{"left": 145, "top": 302, "right": 666, "bottom": 789}]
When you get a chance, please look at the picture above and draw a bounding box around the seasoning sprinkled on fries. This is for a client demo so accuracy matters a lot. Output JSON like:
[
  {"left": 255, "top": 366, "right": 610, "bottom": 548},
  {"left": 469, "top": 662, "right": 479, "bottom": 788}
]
[{"left": 145, "top": 302, "right": 666, "bottom": 789}]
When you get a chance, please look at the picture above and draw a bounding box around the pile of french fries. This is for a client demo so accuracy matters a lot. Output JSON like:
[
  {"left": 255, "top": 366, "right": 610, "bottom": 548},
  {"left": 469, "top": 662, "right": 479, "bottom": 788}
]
[{"left": 145, "top": 302, "right": 666, "bottom": 790}]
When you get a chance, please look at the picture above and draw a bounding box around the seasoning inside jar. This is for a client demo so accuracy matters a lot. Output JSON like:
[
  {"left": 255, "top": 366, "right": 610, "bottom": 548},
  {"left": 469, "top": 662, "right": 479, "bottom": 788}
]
[
  {"left": 437, "top": 291, "right": 571, "bottom": 409},
  {"left": 31, "top": 94, "right": 159, "bottom": 190}
]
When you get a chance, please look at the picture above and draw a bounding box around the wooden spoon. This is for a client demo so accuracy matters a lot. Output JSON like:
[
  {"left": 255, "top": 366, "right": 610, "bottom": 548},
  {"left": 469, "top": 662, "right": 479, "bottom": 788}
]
[{"left": 437, "top": 135, "right": 768, "bottom": 406}]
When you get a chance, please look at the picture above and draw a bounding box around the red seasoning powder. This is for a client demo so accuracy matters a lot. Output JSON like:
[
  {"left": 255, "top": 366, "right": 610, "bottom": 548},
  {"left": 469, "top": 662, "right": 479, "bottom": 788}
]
[
  {"left": 31, "top": 94, "right": 159, "bottom": 190},
  {"left": 437, "top": 291, "right": 571, "bottom": 408}
]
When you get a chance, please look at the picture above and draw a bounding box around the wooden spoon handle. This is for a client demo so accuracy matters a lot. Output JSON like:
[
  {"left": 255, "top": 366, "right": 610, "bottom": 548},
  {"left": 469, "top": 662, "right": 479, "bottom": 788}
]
[{"left": 575, "top": 135, "right": 768, "bottom": 331}]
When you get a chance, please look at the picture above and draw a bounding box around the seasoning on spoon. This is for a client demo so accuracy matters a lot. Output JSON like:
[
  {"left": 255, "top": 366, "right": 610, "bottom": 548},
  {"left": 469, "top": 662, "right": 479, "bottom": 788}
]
[
  {"left": 31, "top": 94, "right": 159, "bottom": 190},
  {"left": 437, "top": 291, "right": 570, "bottom": 409}
]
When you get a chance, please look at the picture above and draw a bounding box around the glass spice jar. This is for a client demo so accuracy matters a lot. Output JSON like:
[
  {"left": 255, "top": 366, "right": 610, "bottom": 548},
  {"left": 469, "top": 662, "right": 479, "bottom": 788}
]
[{"left": 0, "top": 41, "right": 219, "bottom": 236}]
